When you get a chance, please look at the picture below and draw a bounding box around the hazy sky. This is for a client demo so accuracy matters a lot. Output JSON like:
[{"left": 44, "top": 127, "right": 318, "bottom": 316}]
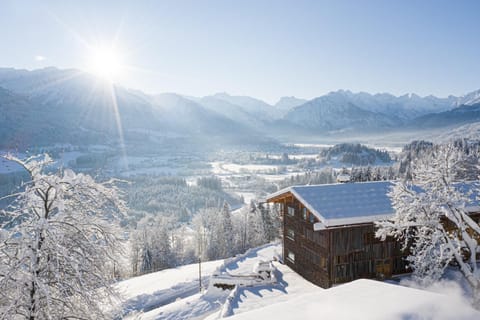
[{"left": 1, "top": 0, "right": 479, "bottom": 103}]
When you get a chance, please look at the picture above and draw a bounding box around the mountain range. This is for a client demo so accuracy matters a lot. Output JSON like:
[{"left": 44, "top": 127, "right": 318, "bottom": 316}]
[{"left": 0, "top": 66, "right": 480, "bottom": 149}]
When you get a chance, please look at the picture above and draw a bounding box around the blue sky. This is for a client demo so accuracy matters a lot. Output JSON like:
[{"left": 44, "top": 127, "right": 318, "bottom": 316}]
[{"left": 1, "top": 0, "right": 479, "bottom": 103}]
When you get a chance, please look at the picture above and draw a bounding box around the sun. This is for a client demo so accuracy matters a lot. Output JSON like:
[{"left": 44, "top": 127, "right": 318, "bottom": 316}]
[{"left": 87, "top": 46, "right": 124, "bottom": 81}]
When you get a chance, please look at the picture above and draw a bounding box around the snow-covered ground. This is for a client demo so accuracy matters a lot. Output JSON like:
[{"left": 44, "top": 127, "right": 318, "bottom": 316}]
[
  {"left": 210, "top": 162, "right": 281, "bottom": 175},
  {"left": 111, "top": 243, "right": 480, "bottom": 320},
  {"left": 113, "top": 259, "right": 224, "bottom": 319},
  {"left": 227, "top": 279, "right": 479, "bottom": 320}
]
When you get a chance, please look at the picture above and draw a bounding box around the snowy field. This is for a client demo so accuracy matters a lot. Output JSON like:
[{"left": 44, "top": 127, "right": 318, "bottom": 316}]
[
  {"left": 211, "top": 161, "right": 302, "bottom": 184},
  {"left": 110, "top": 243, "right": 480, "bottom": 320},
  {"left": 210, "top": 162, "right": 281, "bottom": 175}
]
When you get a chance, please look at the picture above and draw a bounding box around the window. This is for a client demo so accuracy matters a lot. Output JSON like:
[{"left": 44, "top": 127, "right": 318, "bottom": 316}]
[
  {"left": 286, "top": 228, "right": 295, "bottom": 240},
  {"left": 287, "top": 251, "right": 295, "bottom": 263},
  {"left": 287, "top": 206, "right": 295, "bottom": 216},
  {"left": 309, "top": 213, "right": 316, "bottom": 223},
  {"left": 302, "top": 207, "right": 307, "bottom": 220}
]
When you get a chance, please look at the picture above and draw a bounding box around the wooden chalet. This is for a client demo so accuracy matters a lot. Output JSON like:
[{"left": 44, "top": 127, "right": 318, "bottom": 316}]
[
  {"left": 267, "top": 181, "right": 408, "bottom": 288},
  {"left": 267, "top": 180, "right": 480, "bottom": 288}
]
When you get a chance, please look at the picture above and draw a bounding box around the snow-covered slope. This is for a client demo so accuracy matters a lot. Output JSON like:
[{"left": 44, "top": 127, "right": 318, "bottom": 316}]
[
  {"left": 113, "top": 243, "right": 287, "bottom": 319},
  {"left": 151, "top": 93, "right": 252, "bottom": 137},
  {"left": 274, "top": 96, "right": 307, "bottom": 115},
  {"left": 198, "top": 95, "right": 266, "bottom": 129},
  {"left": 457, "top": 89, "right": 480, "bottom": 106},
  {"left": 329, "top": 90, "right": 456, "bottom": 119},
  {"left": 228, "top": 279, "right": 479, "bottom": 320},
  {"left": 112, "top": 259, "right": 224, "bottom": 318},
  {"left": 0, "top": 68, "right": 262, "bottom": 148},
  {"left": 2, "top": 67, "right": 480, "bottom": 146},
  {"left": 285, "top": 94, "right": 398, "bottom": 132},
  {"left": 111, "top": 243, "right": 480, "bottom": 320},
  {"left": 411, "top": 103, "right": 480, "bottom": 128},
  {"left": 209, "top": 92, "right": 276, "bottom": 121},
  {"left": 435, "top": 122, "right": 480, "bottom": 142}
]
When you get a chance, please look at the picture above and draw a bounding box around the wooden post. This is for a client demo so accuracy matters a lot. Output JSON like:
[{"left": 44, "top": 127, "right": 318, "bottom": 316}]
[
  {"left": 198, "top": 257, "right": 202, "bottom": 293},
  {"left": 198, "top": 229, "right": 203, "bottom": 293}
]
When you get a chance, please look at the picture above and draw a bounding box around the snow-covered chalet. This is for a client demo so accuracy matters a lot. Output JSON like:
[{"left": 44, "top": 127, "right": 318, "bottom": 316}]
[
  {"left": 267, "top": 181, "right": 408, "bottom": 288},
  {"left": 267, "top": 180, "right": 480, "bottom": 288}
]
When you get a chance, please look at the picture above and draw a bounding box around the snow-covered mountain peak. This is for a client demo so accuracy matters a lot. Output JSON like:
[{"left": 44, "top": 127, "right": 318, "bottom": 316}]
[
  {"left": 206, "top": 92, "right": 276, "bottom": 120},
  {"left": 458, "top": 89, "right": 480, "bottom": 106},
  {"left": 274, "top": 96, "right": 307, "bottom": 112}
]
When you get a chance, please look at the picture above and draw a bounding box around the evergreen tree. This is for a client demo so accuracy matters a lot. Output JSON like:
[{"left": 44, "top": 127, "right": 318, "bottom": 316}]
[
  {"left": 247, "top": 201, "right": 267, "bottom": 247},
  {"left": 217, "top": 201, "right": 234, "bottom": 258}
]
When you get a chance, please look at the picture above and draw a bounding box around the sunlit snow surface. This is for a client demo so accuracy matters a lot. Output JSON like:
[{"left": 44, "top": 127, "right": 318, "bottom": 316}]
[
  {"left": 112, "top": 243, "right": 480, "bottom": 320},
  {"left": 112, "top": 259, "right": 224, "bottom": 319},
  {"left": 227, "top": 279, "right": 479, "bottom": 320}
]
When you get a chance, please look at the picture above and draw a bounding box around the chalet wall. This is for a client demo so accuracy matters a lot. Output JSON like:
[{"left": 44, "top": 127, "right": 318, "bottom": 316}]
[
  {"left": 330, "top": 225, "right": 407, "bottom": 285},
  {"left": 282, "top": 197, "right": 331, "bottom": 288},
  {"left": 280, "top": 194, "right": 408, "bottom": 288}
]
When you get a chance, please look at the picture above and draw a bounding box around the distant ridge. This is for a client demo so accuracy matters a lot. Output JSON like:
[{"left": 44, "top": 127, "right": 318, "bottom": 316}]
[{"left": 1, "top": 67, "right": 480, "bottom": 148}]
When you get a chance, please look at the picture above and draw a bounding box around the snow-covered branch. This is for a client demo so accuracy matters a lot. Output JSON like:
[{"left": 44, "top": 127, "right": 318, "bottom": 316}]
[
  {"left": 375, "top": 144, "right": 480, "bottom": 307},
  {"left": 0, "top": 155, "right": 127, "bottom": 319}
]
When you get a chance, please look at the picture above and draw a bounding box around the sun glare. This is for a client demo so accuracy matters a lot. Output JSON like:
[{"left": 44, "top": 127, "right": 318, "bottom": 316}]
[{"left": 87, "top": 46, "right": 124, "bottom": 81}]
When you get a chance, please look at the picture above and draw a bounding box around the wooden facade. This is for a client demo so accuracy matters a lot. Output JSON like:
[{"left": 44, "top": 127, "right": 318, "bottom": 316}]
[{"left": 268, "top": 191, "right": 408, "bottom": 288}]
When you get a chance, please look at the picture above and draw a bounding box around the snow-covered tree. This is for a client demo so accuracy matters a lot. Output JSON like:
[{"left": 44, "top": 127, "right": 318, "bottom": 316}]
[
  {"left": 0, "top": 155, "right": 126, "bottom": 319},
  {"left": 151, "top": 222, "right": 174, "bottom": 271},
  {"left": 215, "top": 201, "right": 234, "bottom": 258},
  {"left": 192, "top": 207, "right": 217, "bottom": 261},
  {"left": 139, "top": 230, "right": 153, "bottom": 274},
  {"left": 131, "top": 215, "right": 175, "bottom": 275},
  {"left": 257, "top": 202, "right": 278, "bottom": 242},
  {"left": 246, "top": 201, "right": 267, "bottom": 247},
  {"left": 376, "top": 144, "right": 480, "bottom": 306}
]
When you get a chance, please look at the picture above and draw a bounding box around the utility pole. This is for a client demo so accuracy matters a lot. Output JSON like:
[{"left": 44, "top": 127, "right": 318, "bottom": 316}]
[
  {"left": 198, "top": 256, "right": 202, "bottom": 293},
  {"left": 198, "top": 228, "right": 203, "bottom": 293}
]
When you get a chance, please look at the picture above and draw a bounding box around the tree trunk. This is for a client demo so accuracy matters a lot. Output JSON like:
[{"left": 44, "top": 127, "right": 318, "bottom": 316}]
[
  {"left": 472, "top": 284, "right": 480, "bottom": 310},
  {"left": 29, "top": 226, "right": 46, "bottom": 319},
  {"left": 29, "top": 281, "right": 36, "bottom": 320}
]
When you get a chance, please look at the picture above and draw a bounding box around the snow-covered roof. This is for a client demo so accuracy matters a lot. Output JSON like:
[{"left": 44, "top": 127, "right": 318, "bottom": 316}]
[
  {"left": 267, "top": 181, "right": 480, "bottom": 228},
  {"left": 268, "top": 181, "right": 395, "bottom": 227}
]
